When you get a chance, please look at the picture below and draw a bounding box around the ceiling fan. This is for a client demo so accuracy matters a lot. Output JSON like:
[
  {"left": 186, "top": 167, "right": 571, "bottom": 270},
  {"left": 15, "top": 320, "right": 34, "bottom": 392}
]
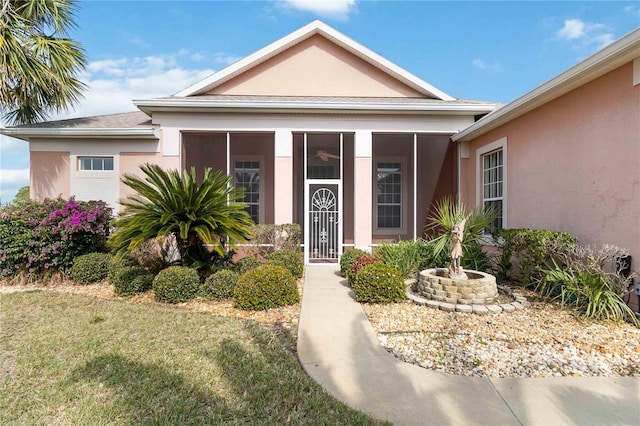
[{"left": 312, "top": 150, "right": 340, "bottom": 162}]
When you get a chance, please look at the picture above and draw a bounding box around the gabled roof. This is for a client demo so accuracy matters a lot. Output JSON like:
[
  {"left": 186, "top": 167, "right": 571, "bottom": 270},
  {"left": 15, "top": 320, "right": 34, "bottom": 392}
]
[
  {"left": 453, "top": 28, "right": 640, "bottom": 142},
  {"left": 174, "top": 20, "right": 455, "bottom": 101},
  {"left": 1, "top": 111, "right": 158, "bottom": 141}
]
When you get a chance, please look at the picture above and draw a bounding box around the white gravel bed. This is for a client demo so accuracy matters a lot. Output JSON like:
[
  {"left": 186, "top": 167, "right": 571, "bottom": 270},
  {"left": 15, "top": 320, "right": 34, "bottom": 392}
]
[{"left": 362, "top": 299, "right": 640, "bottom": 378}]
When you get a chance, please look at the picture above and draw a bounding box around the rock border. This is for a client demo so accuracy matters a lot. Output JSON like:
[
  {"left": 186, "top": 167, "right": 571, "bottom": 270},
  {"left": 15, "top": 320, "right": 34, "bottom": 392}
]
[{"left": 405, "top": 279, "right": 530, "bottom": 315}]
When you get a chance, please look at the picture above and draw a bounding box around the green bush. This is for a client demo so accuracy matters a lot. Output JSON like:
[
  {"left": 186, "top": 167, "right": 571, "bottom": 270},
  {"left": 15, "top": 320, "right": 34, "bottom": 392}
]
[
  {"left": 152, "top": 266, "right": 200, "bottom": 304},
  {"left": 128, "top": 239, "right": 167, "bottom": 274},
  {"left": 246, "top": 223, "right": 301, "bottom": 260},
  {"left": 234, "top": 256, "right": 261, "bottom": 275},
  {"left": 375, "top": 240, "right": 430, "bottom": 278},
  {"left": 267, "top": 249, "right": 303, "bottom": 278},
  {"left": 200, "top": 269, "right": 240, "bottom": 300},
  {"left": 69, "top": 252, "right": 113, "bottom": 284},
  {"left": 534, "top": 244, "right": 637, "bottom": 324},
  {"left": 496, "top": 228, "right": 577, "bottom": 285},
  {"left": 233, "top": 264, "right": 299, "bottom": 311},
  {"left": 111, "top": 266, "right": 154, "bottom": 296},
  {"left": 348, "top": 254, "right": 381, "bottom": 286},
  {"left": 339, "top": 248, "right": 368, "bottom": 278},
  {"left": 353, "top": 263, "right": 406, "bottom": 303}
]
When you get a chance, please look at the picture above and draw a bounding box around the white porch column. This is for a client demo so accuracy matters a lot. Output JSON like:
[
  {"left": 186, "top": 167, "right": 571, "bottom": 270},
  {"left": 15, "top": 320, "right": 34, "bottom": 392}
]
[
  {"left": 274, "top": 129, "right": 293, "bottom": 224},
  {"left": 160, "top": 127, "right": 181, "bottom": 170},
  {"left": 354, "top": 130, "right": 372, "bottom": 252}
]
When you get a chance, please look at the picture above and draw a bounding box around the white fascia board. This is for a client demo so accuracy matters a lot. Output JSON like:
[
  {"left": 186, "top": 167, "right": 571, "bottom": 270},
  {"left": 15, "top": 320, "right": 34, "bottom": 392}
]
[
  {"left": 133, "top": 98, "right": 495, "bottom": 115},
  {"left": 176, "top": 20, "right": 455, "bottom": 101},
  {"left": 0, "top": 127, "right": 158, "bottom": 141},
  {"left": 453, "top": 28, "right": 640, "bottom": 142}
]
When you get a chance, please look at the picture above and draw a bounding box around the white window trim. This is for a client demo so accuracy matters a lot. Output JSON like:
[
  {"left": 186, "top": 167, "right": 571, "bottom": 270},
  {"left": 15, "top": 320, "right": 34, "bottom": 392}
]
[
  {"left": 476, "top": 137, "right": 507, "bottom": 234},
  {"left": 374, "top": 156, "right": 407, "bottom": 235},
  {"left": 78, "top": 156, "right": 115, "bottom": 172},
  {"left": 232, "top": 155, "right": 264, "bottom": 224}
]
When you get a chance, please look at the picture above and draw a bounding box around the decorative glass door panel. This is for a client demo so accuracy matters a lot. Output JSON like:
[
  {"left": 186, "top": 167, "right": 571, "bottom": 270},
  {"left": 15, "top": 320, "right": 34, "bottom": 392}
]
[{"left": 308, "top": 183, "right": 340, "bottom": 263}]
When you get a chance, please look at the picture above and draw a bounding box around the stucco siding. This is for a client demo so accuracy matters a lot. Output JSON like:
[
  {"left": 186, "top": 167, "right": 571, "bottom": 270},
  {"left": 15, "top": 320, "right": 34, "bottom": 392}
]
[
  {"left": 461, "top": 61, "right": 639, "bottom": 270},
  {"left": 208, "top": 34, "right": 425, "bottom": 98},
  {"left": 119, "top": 152, "right": 162, "bottom": 209},
  {"left": 30, "top": 151, "right": 70, "bottom": 200}
]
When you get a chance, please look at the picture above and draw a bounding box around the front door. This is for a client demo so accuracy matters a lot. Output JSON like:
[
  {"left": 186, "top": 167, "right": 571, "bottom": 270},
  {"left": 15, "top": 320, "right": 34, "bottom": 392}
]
[{"left": 306, "top": 182, "right": 341, "bottom": 264}]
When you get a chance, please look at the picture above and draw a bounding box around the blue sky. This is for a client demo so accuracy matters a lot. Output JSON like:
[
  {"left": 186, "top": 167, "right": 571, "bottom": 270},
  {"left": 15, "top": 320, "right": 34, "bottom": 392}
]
[{"left": 1, "top": 0, "right": 639, "bottom": 203}]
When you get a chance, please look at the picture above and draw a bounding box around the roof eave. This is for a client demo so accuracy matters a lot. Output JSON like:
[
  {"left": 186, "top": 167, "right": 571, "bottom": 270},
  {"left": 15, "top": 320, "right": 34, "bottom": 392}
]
[
  {"left": 0, "top": 127, "right": 159, "bottom": 142},
  {"left": 453, "top": 28, "right": 640, "bottom": 142},
  {"left": 133, "top": 99, "right": 495, "bottom": 116}
]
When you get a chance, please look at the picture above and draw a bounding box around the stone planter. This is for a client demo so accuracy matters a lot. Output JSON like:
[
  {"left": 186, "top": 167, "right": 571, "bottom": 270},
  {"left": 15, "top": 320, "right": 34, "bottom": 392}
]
[{"left": 416, "top": 268, "right": 498, "bottom": 305}]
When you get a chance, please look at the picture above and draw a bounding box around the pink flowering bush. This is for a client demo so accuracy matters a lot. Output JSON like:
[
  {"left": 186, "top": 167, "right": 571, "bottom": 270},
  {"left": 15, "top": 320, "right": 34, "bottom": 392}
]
[{"left": 0, "top": 197, "right": 112, "bottom": 278}]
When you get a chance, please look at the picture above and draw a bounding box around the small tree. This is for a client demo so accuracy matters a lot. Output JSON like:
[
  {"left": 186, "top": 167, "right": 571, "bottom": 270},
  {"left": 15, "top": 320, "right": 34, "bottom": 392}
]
[
  {"left": 110, "top": 164, "right": 254, "bottom": 275},
  {"left": 424, "top": 197, "right": 497, "bottom": 270}
]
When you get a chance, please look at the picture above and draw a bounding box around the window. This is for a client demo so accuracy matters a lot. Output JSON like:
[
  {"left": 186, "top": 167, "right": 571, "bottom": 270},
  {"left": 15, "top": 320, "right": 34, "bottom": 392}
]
[
  {"left": 482, "top": 149, "right": 504, "bottom": 231},
  {"left": 234, "top": 160, "right": 261, "bottom": 224},
  {"left": 79, "top": 157, "right": 114, "bottom": 171},
  {"left": 376, "top": 162, "right": 402, "bottom": 229}
]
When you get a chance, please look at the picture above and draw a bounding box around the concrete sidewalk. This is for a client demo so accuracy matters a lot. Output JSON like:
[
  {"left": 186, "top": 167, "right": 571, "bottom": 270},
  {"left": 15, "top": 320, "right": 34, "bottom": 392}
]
[{"left": 297, "top": 266, "right": 640, "bottom": 426}]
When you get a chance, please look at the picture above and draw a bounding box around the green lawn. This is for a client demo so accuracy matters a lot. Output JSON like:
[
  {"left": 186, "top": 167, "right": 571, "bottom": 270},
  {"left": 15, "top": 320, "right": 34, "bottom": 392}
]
[{"left": 1, "top": 291, "right": 386, "bottom": 425}]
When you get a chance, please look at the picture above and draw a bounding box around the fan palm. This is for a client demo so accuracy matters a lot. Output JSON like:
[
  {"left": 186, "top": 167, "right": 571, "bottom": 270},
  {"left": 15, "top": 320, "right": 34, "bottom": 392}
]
[
  {"left": 110, "top": 164, "right": 254, "bottom": 273},
  {"left": 1, "top": 0, "right": 87, "bottom": 124},
  {"left": 424, "top": 197, "right": 498, "bottom": 263}
]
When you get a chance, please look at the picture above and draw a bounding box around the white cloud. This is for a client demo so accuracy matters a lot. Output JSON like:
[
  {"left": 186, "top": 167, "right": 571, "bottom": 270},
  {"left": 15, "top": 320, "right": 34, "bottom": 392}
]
[
  {"left": 472, "top": 58, "right": 502, "bottom": 73},
  {"left": 0, "top": 167, "right": 29, "bottom": 204},
  {"left": 556, "top": 18, "right": 615, "bottom": 50},
  {"left": 278, "top": 0, "right": 357, "bottom": 20},
  {"left": 557, "top": 19, "right": 585, "bottom": 40},
  {"left": 54, "top": 54, "right": 217, "bottom": 119}
]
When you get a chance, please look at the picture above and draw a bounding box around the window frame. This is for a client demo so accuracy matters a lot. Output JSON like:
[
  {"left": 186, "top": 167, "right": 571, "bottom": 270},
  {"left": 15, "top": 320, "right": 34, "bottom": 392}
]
[
  {"left": 232, "top": 155, "right": 264, "bottom": 224},
  {"left": 78, "top": 156, "right": 114, "bottom": 171},
  {"left": 373, "top": 157, "right": 407, "bottom": 234},
  {"left": 476, "top": 137, "right": 507, "bottom": 234}
]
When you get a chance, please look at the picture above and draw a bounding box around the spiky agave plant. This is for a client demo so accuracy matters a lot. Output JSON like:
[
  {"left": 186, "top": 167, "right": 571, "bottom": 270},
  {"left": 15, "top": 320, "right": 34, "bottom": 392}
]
[
  {"left": 110, "top": 164, "right": 254, "bottom": 274},
  {"left": 424, "top": 197, "right": 498, "bottom": 266}
]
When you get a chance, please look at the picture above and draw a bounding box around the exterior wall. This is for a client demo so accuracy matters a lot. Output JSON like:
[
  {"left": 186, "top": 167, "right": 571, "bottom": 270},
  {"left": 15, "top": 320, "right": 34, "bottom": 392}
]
[
  {"left": 30, "top": 151, "right": 70, "bottom": 200},
  {"left": 460, "top": 61, "right": 639, "bottom": 308},
  {"left": 29, "top": 138, "right": 160, "bottom": 210},
  {"left": 119, "top": 152, "right": 162, "bottom": 207},
  {"left": 208, "top": 34, "right": 425, "bottom": 98}
]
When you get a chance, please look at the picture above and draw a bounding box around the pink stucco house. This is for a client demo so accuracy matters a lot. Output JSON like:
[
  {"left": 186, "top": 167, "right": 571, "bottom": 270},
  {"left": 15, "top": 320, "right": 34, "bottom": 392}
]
[
  {"left": 454, "top": 28, "right": 640, "bottom": 311},
  {"left": 3, "top": 21, "right": 638, "bottom": 281},
  {"left": 2, "top": 21, "right": 496, "bottom": 265}
]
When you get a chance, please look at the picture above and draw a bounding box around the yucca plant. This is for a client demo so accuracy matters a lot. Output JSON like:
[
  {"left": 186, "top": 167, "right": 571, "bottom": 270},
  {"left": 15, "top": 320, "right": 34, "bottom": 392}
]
[
  {"left": 110, "top": 164, "right": 254, "bottom": 275},
  {"left": 424, "top": 197, "right": 498, "bottom": 266}
]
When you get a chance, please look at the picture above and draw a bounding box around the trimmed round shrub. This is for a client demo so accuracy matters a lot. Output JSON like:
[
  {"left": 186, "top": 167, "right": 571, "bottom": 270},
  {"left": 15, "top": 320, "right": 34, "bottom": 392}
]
[
  {"left": 353, "top": 263, "right": 406, "bottom": 303},
  {"left": 69, "top": 252, "right": 113, "bottom": 284},
  {"left": 234, "top": 256, "right": 261, "bottom": 275},
  {"left": 200, "top": 269, "right": 240, "bottom": 300},
  {"left": 347, "top": 254, "right": 381, "bottom": 286},
  {"left": 339, "top": 248, "right": 368, "bottom": 278},
  {"left": 152, "top": 266, "right": 200, "bottom": 304},
  {"left": 267, "top": 249, "right": 303, "bottom": 278},
  {"left": 111, "top": 266, "right": 154, "bottom": 296},
  {"left": 233, "top": 264, "right": 299, "bottom": 311}
]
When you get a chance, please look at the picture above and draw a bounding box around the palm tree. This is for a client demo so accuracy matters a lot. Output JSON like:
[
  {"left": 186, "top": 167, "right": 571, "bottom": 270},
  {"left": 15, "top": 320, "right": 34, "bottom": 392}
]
[
  {"left": 110, "top": 164, "right": 254, "bottom": 274},
  {"left": 1, "top": 0, "right": 87, "bottom": 125},
  {"left": 424, "top": 197, "right": 498, "bottom": 269}
]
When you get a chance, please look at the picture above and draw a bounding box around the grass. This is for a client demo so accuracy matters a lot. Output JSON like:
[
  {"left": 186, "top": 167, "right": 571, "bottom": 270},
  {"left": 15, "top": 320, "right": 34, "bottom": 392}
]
[{"left": 0, "top": 291, "right": 387, "bottom": 425}]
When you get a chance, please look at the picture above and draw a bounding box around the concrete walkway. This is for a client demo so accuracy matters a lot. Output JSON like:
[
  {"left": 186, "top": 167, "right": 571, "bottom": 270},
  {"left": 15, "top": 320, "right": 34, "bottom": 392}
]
[{"left": 297, "top": 266, "right": 640, "bottom": 426}]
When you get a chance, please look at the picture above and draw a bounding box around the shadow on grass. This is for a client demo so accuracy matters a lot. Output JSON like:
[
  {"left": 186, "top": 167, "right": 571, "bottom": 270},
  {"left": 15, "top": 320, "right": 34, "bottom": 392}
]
[
  {"left": 68, "top": 353, "right": 235, "bottom": 424},
  {"left": 210, "top": 321, "right": 380, "bottom": 425}
]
